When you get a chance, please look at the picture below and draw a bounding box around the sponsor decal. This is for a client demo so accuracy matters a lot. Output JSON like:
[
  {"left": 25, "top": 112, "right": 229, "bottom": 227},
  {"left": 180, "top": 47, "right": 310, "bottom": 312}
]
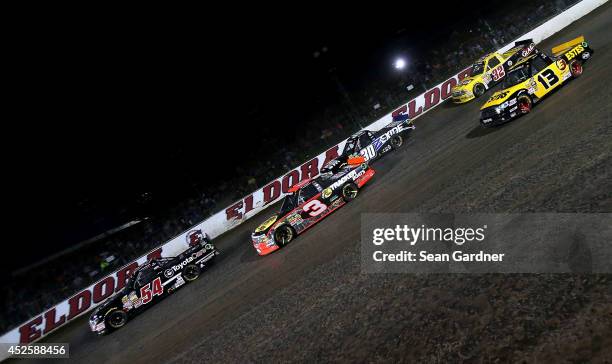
[
  {"left": 192, "top": 249, "right": 206, "bottom": 259},
  {"left": 121, "top": 295, "right": 134, "bottom": 310},
  {"left": 528, "top": 86, "right": 536, "bottom": 94},
  {"left": 330, "top": 197, "right": 344, "bottom": 208},
  {"left": 322, "top": 188, "right": 332, "bottom": 199},
  {"left": 565, "top": 45, "right": 584, "bottom": 61},
  {"left": 330, "top": 168, "right": 366, "bottom": 191},
  {"left": 196, "top": 251, "right": 217, "bottom": 264},
  {"left": 370, "top": 124, "right": 407, "bottom": 153},
  {"left": 521, "top": 43, "right": 535, "bottom": 57},
  {"left": 489, "top": 91, "right": 509, "bottom": 101},
  {"left": 164, "top": 269, "right": 174, "bottom": 278},
  {"left": 173, "top": 276, "right": 186, "bottom": 290},
  {"left": 377, "top": 125, "right": 403, "bottom": 144},
  {"left": 251, "top": 233, "right": 269, "bottom": 245},
  {"left": 129, "top": 291, "right": 142, "bottom": 308},
  {"left": 556, "top": 59, "right": 567, "bottom": 70},
  {"left": 172, "top": 256, "right": 194, "bottom": 272},
  {"left": 255, "top": 215, "right": 278, "bottom": 233}
]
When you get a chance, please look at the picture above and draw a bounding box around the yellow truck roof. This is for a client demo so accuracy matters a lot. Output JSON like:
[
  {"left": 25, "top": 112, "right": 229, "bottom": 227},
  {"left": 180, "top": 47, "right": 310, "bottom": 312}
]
[{"left": 502, "top": 46, "right": 524, "bottom": 59}]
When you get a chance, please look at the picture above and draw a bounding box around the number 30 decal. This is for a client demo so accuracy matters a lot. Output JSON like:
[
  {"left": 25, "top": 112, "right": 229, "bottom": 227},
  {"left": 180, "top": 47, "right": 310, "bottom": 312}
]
[
  {"left": 303, "top": 199, "right": 327, "bottom": 217},
  {"left": 360, "top": 145, "right": 376, "bottom": 161}
]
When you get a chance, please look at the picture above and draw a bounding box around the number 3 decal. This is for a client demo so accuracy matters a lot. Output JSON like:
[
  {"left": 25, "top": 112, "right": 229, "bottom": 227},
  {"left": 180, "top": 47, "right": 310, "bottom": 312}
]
[{"left": 303, "top": 199, "right": 327, "bottom": 217}]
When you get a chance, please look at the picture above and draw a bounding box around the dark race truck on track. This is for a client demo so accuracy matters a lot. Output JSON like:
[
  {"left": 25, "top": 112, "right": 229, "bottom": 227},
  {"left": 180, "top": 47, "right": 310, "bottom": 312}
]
[
  {"left": 252, "top": 159, "right": 375, "bottom": 255},
  {"left": 89, "top": 234, "right": 219, "bottom": 335},
  {"left": 321, "top": 117, "right": 415, "bottom": 175}
]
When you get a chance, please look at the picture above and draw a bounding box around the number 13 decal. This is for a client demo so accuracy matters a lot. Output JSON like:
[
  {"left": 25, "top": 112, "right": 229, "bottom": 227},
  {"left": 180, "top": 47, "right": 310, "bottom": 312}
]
[
  {"left": 537, "top": 69, "right": 559, "bottom": 89},
  {"left": 303, "top": 199, "right": 327, "bottom": 217}
]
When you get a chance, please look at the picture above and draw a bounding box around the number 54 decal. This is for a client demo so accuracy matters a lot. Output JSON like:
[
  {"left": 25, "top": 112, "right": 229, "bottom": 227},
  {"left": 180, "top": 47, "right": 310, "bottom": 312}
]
[{"left": 140, "top": 277, "right": 163, "bottom": 304}]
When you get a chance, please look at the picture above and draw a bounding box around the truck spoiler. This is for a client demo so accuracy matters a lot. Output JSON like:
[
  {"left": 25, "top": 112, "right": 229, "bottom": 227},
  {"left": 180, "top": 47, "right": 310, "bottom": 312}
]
[
  {"left": 502, "top": 39, "right": 534, "bottom": 58},
  {"left": 552, "top": 36, "right": 585, "bottom": 56}
]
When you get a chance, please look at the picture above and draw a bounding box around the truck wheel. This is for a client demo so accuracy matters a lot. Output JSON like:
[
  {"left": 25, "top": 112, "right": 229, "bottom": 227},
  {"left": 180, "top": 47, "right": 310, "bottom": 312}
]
[
  {"left": 183, "top": 264, "right": 201, "bottom": 282},
  {"left": 518, "top": 95, "right": 532, "bottom": 114},
  {"left": 473, "top": 83, "right": 486, "bottom": 97},
  {"left": 106, "top": 309, "right": 127, "bottom": 329},
  {"left": 391, "top": 135, "right": 403, "bottom": 149},
  {"left": 274, "top": 225, "right": 295, "bottom": 247},
  {"left": 342, "top": 183, "right": 359, "bottom": 202},
  {"left": 570, "top": 60, "right": 583, "bottom": 78}
]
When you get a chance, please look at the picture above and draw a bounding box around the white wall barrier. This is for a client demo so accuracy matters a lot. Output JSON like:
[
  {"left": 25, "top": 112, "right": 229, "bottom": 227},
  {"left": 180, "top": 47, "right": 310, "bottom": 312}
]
[{"left": 0, "top": 0, "right": 607, "bottom": 359}]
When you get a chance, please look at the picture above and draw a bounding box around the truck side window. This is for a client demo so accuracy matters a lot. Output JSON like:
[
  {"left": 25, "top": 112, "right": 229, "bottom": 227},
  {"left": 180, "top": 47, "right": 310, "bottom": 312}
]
[
  {"left": 358, "top": 134, "right": 372, "bottom": 149},
  {"left": 530, "top": 56, "right": 551, "bottom": 73},
  {"left": 488, "top": 57, "right": 500, "bottom": 69}
]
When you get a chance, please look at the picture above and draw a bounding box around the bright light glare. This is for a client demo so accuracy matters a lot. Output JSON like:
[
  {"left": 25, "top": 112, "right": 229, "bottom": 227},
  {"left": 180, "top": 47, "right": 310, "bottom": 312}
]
[{"left": 394, "top": 58, "right": 406, "bottom": 69}]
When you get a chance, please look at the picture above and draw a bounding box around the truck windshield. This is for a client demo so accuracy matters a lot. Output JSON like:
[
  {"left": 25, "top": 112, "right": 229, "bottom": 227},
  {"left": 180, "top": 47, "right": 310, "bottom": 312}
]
[
  {"left": 280, "top": 194, "right": 297, "bottom": 214},
  {"left": 502, "top": 66, "right": 529, "bottom": 88},
  {"left": 341, "top": 138, "right": 357, "bottom": 155},
  {"left": 471, "top": 62, "right": 485, "bottom": 76}
]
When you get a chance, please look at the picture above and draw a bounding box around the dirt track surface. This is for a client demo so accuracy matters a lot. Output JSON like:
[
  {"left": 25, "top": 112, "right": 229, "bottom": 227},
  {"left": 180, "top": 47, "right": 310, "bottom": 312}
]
[{"left": 18, "top": 4, "right": 612, "bottom": 363}]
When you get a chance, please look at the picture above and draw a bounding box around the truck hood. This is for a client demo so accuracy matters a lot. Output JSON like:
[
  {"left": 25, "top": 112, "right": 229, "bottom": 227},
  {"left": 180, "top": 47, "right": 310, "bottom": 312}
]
[
  {"left": 253, "top": 214, "right": 279, "bottom": 236},
  {"left": 91, "top": 292, "right": 123, "bottom": 318},
  {"left": 480, "top": 90, "right": 512, "bottom": 109},
  {"left": 453, "top": 76, "right": 477, "bottom": 90}
]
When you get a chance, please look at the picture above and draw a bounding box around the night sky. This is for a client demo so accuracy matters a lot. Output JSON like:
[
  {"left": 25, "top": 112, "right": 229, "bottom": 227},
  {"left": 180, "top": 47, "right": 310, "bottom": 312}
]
[{"left": 6, "top": 2, "right": 512, "bottom": 272}]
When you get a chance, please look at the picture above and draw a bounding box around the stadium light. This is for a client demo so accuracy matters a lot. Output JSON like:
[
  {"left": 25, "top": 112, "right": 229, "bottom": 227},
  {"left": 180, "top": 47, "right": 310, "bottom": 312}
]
[{"left": 394, "top": 58, "right": 406, "bottom": 70}]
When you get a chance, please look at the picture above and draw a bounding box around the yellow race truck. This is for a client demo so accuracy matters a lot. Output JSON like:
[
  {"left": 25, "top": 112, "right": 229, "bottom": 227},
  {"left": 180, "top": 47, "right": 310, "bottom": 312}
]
[{"left": 479, "top": 37, "right": 593, "bottom": 127}]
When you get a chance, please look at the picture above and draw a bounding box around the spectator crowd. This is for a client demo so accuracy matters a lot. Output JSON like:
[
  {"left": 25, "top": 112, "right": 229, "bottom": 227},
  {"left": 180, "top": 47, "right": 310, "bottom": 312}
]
[{"left": 0, "top": 0, "right": 579, "bottom": 334}]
